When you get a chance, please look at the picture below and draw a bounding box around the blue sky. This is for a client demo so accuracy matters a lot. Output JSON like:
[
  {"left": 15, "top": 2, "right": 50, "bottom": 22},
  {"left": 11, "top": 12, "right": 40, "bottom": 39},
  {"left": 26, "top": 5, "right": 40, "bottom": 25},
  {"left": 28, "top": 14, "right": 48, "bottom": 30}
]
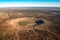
[{"left": 0, "top": 0, "right": 60, "bottom": 7}]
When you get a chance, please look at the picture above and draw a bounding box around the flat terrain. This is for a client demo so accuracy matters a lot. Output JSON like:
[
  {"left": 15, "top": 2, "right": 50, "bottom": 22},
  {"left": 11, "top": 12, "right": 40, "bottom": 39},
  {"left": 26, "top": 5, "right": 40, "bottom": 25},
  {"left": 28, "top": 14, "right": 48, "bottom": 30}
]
[{"left": 0, "top": 7, "right": 60, "bottom": 40}]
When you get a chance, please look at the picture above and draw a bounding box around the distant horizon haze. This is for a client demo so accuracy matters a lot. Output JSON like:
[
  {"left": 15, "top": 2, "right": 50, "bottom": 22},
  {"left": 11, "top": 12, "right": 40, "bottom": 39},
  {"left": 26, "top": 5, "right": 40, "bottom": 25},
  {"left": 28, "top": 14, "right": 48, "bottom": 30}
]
[{"left": 0, "top": 0, "right": 60, "bottom": 7}]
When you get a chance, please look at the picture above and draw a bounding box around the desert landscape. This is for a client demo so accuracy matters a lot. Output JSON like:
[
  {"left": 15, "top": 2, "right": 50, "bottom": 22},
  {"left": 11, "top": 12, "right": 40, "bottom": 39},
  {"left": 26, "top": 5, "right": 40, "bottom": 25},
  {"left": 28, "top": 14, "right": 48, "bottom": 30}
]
[{"left": 0, "top": 7, "right": 60, "bottom": 40}]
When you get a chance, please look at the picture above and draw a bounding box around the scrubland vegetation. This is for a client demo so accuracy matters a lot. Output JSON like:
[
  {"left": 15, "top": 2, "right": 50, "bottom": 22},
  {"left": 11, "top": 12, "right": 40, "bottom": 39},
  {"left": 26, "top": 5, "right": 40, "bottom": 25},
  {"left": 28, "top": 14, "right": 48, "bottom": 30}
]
[{"left": 0, "top": 8, "right": 60, "bottom": 40}]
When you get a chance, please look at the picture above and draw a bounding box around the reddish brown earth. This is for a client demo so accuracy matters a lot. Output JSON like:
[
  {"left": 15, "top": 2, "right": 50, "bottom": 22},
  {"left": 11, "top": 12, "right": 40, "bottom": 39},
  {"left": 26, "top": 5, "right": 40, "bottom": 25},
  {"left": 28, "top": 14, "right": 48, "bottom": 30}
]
[{"left": 0, "top": 17, "right": 57, "bottom": 40}]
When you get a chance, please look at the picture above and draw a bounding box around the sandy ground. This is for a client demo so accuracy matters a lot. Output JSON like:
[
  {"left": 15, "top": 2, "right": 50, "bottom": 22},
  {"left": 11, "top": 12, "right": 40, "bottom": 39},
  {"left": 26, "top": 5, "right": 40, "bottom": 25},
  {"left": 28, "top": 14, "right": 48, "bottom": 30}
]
[
  {"left": 3, "top": 18, "right": 35, "bottom": 32},
  {"left": 3, "top": 18, "right": 54, "bottom": 33}
]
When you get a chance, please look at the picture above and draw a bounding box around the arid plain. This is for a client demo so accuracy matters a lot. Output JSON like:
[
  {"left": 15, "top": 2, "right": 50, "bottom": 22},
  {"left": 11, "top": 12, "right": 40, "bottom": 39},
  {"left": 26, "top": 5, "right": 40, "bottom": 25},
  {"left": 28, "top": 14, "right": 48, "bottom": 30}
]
[{"left": 0, "top": 7, "right": 60, "bottom": 40}]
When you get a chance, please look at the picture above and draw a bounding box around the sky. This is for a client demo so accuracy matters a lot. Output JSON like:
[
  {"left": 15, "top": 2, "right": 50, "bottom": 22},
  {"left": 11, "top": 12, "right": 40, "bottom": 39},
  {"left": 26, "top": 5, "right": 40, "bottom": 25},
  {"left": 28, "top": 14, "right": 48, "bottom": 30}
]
[{"left": 0, "top": 0, "right": 60, "bottom": 7}]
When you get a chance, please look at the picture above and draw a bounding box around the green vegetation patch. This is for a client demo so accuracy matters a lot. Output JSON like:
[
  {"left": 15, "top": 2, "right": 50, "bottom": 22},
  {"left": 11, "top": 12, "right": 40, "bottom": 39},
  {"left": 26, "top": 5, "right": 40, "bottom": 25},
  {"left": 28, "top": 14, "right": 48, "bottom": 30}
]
[{"left": 19, "top": 20, "right": 35, "bottom": 26}]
